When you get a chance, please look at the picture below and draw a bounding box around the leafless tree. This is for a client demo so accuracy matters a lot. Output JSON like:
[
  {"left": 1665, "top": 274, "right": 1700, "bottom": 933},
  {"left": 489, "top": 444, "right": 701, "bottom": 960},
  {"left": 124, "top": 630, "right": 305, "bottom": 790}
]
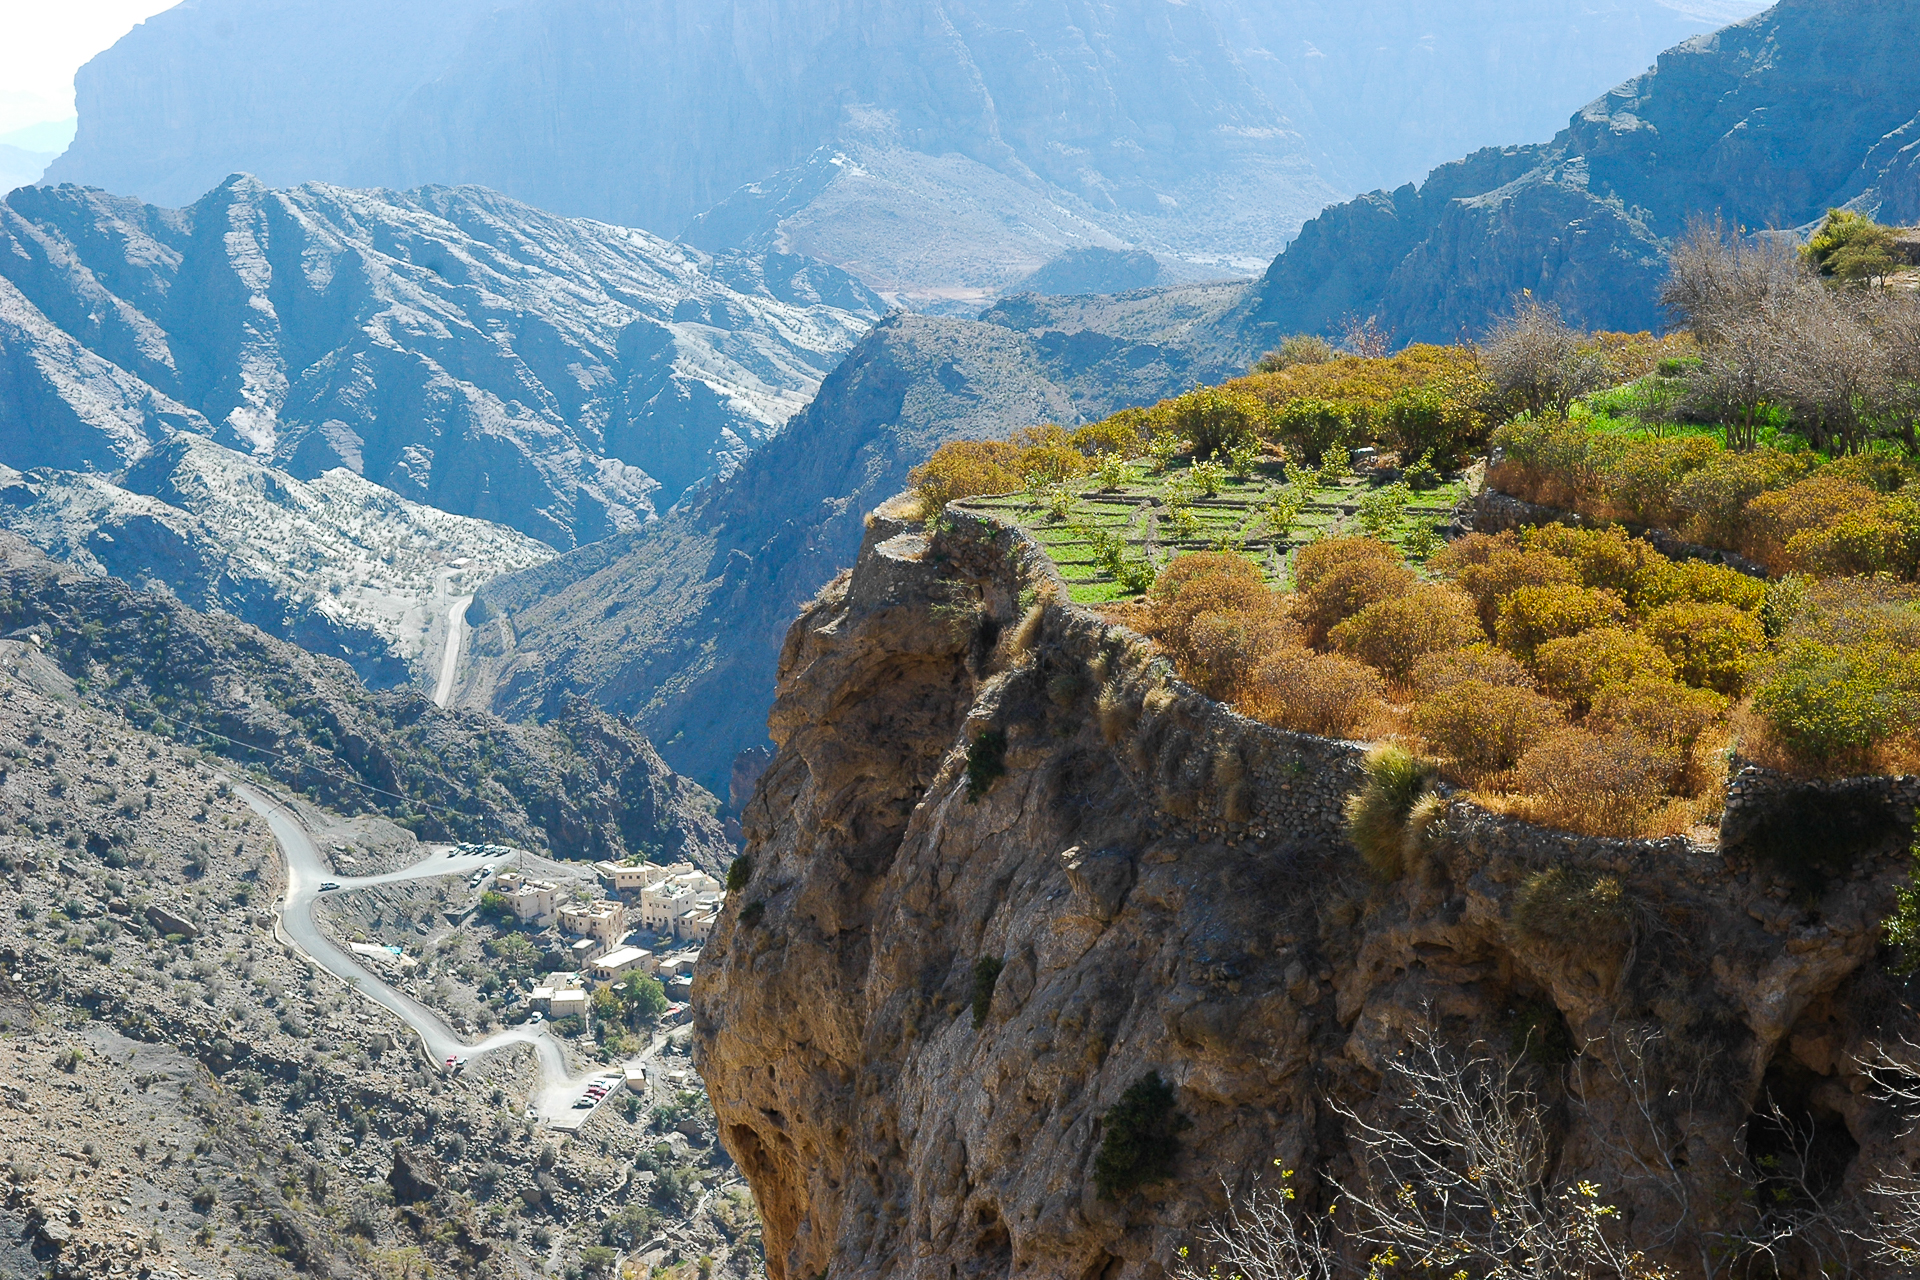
[
  {"left": 1769, "top": 281, "right": 1889, "bottom": 455},
  {"left": 1482, "top": 298, "right": 1612, "bottom": 418},
  {"left": 1338, "top": 313, "right": 1392, "bottom": 360},
  {"left": 1661, "top": 217, "right": 1805, "bottom": 345},
  {"left": 1171, "top": 1170, "right": 1342, "bottom": 1280},
  {"left": 1859, "top": 1035, "right": 1920, "bottom": 1268},
  {"left": 1332, "top": 1023, "right": 1671, "bottom": 1280}
]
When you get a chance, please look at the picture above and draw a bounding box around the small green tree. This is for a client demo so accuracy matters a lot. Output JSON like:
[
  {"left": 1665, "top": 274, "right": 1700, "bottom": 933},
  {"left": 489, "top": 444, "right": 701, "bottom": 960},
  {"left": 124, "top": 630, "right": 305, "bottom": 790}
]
[
  {"left": 1802, "top": 209, "right": 1898, "bottom": 284},
  {"left": 1094, "top": 1073, "right": 1190, "bottom": 1198}
]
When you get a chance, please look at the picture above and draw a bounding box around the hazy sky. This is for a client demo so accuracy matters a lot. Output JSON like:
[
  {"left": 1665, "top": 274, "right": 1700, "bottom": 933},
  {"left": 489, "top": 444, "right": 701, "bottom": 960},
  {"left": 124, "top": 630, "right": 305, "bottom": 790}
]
[{"left": 0, "top": 0, "right": 179, "bottom": 135}]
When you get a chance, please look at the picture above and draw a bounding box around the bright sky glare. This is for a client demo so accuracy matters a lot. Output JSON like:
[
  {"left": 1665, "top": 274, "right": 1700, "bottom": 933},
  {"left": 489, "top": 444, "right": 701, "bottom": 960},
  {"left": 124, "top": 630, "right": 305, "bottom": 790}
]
[{"left": 0, "top": 0, "right": 181, "bottom": 136}]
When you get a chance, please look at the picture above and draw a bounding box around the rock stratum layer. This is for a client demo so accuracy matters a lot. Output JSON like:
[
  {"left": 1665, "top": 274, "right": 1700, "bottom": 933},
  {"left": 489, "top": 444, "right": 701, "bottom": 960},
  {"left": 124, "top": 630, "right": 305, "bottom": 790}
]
[{"left": 694, "top": 503, "right": 1916, "bottom": 1279}]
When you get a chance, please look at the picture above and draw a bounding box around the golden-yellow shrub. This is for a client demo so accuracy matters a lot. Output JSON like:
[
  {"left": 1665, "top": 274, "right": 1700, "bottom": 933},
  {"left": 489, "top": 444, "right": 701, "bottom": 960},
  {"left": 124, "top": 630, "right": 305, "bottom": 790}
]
[
  {"left": 1589, "top": 677, "right": 1727, "bottom": 792},
  {"left": 1514, "top": 727, "right": 1668, "bottom": 837},
  {"left": 1293, "top": 538, "right": 1415, "bottom": 644},
  {"left": 1523, "top": 524, "right": 1669, "bottom": 610},
  {"left": 1414, "top": 679, "right": 1564, "bottom": 777},
  {"left": 1411, "top": 643, "right": 1535, "bottom": 694},
  {"left": 909, "top": 439, "right": 1026, "bottom": 510},
  {"left": 1329, "top": 584, "right": 1480, "bottom": 681},
  {"left": 1643, "top": 558, "right": 1767, "bottom": 613},
  {"left": 1637, "top": 601, "right": 1765, "bottom": 694},
  {"left": 1180, "top": 610, "right": 1297, "bottom": 702},
  {"left": 1494, "top": 584, "right": 1626, "bottom": 661},
  {"left": 1248, "top": 646, "right": 1387, "bottom": 739},
  {"left": 1532, "top": 628, "right": 1677, "bottom": 715},
  {"left": 1434, "top": 536, "right": 1576, "bottom": 629},
  {"left": 1744, "top": 475, "right": 1886, "bottom": 570}
]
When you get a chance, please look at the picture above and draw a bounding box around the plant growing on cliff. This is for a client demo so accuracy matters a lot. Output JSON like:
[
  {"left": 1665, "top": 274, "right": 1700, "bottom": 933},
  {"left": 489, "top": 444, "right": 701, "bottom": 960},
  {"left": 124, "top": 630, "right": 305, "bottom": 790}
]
[
  {"left": 970, "top": 956, "right": 1004, "bottom": 1028},
  {"left": 1511, "top": 867, "right": 1634, "bottom": 950},
  {"left": 725, "top": 854, "right": 753, "bottom": 895},
  {"left": 1344, "top": 744, "right": 1437, "bottom": 879},
  {"left": 1172, "top": 1167, "right": 1338, "bottom": 1280},
  {"left": 965, "top": 728, "right": 1008, "bottom": 801},
  {"left": 1094, "top": 1072, "right": 1190, "bottom": 1199},
  {"left": 1335, "top": 1024, "right": 1672, "bottom": 1280}
]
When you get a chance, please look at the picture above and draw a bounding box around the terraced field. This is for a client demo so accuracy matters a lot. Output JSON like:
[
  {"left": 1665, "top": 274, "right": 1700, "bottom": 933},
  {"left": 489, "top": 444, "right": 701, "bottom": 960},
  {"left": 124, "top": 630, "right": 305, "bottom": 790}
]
[{"left": 956, "top": 458, "right": 1473, "bottom": 603}]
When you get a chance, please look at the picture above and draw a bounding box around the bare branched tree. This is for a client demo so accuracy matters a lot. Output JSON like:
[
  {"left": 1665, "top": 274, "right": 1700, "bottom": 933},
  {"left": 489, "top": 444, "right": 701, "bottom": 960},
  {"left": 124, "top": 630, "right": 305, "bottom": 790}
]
[
  {"left": 1859, "top": 1036, "right": 1920, "bottom": 1268},
  {"left": 1661, "top": 217, "right": 1804, "bottom": 345},
  {"left": 1332, "top": 1023, "right": 1671, "bottom": 1280},
  {"left": 1483, "top": 298, "right": 1612, "bottom": 417},
  {"left": 1171, "top": 1170, "right": 1341, "bottom": 1280}
]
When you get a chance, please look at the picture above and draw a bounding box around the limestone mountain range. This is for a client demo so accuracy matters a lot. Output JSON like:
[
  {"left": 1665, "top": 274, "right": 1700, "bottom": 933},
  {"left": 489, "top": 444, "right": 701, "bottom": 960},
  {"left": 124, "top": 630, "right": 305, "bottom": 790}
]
[{"left": 0, "top": 177, "right": 880, "bottom": 548}]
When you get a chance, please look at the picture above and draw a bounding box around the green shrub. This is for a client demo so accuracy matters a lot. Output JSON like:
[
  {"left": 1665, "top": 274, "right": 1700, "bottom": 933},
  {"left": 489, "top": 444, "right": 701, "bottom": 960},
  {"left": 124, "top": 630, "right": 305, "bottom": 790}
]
[
  {"left": 1382, "top": 384, "right": 1482, "bottom": 464},
  {"left": 737, "top": 901, "right": 765, "bottom": 928},
  {"left": 725, "top": 855, "right": 753, "bottom": 894},
  {"left": 1343, "top": 744, "right": 1436, "bottom": 878},
  {"left": 1329, "top": 585, "right": 1480, "bottom": 681},
  {"left": 1512, "top": 867, "right": 1633, "bottom": 949},
  {"left": 965, "top": 729, "right": 1009, "bottom": 801},
  {"left": 1272, "top": 398, "right": 1353, "bottom": 463},
  {"left": 1168, "top": 388, "right": 1268, "bottom": 460},
  {"left": 970, "top": 957, "right": 1004, "bottom": 1028},
  {"left": 1252, "top": 334, "right": 1335, "bottom": 373},
  {"left": 1356, "top": 482, "right": 1413, "bottom": 540},
  {"left": 1751, "top": 640, "right": 1920, "bottom": 771},
  {"left": 1802, "top": 208, "right": 1899, "bottom": 282},
  {"left": 1645, "top": 558, "right": 1767, "bottom": 613},
  {"left": 1532, "top": 628, "right": 1677, "bottom": 715},
  {"left": 1494, "top": 584, "right": 1625, "bottom": 662},
  {"left": 1093, "top": 1073, "right": 1189, "bottom": 1199},
  {"left": 1638, "top": 601, "right": 1764, "bottom": 694},
  {"left": 1414, "top": 679, "right": 1563, "bottom": 777}
]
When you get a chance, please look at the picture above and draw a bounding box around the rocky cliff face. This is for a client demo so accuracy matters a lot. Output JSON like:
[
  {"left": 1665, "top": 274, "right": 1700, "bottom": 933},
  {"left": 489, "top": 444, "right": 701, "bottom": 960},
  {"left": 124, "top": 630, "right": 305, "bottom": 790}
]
[
  {"left": 1245, "top": 0, "right": 1920, "bottom": 342},
  {"left": 44, "top": 0, "right": 1756, "bottom": 305},
  {"left": 461, "top": 292, "right": 1258, "bottom": 793},
  {"left": 0, "top": 178, "right": 878, "bottom": 545},
  {"left": 693, "top": 504, "right": 1916, "bottom": 1279}
]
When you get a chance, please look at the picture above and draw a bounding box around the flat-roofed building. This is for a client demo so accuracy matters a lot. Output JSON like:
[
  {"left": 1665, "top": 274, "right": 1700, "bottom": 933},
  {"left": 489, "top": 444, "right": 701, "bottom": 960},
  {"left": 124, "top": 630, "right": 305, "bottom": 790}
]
[
  {"left": 591, "top": 945, "right": 654, "bottom": 983},
  {"left": 491, "top": 871, "right": 557, "bottom": 924},
  {"left": 639, "top": 868, "right": 721, "bottom": 931},
  {"left": 558, "top": 897, "right": 627, "bottom": 946}
]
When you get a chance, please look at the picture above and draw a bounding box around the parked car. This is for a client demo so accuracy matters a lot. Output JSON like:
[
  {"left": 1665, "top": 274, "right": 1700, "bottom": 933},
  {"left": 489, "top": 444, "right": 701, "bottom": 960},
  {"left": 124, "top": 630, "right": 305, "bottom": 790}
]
[{"left": 318, "top": 882, "right": 339, "bottom": 892}]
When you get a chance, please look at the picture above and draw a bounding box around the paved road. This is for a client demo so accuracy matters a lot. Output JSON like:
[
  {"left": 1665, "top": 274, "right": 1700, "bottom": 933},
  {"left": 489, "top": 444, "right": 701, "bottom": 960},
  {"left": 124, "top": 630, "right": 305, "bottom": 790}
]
[
  {"left": 433, "top": 593, "right": 473, "bottom": 708},
  {"left": 233, "top": 781, "right": 600, "bottom": 1125}
]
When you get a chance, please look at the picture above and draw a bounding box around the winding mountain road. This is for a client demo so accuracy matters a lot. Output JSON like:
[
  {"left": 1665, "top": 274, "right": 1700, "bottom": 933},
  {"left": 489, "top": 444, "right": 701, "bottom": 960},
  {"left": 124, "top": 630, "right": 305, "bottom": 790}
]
[
  {"left": 233, "top": 781, "right": 601, "bottom": 1126},
  {"left": 433, "top": 592, "right": 473, "bottom": 708}
]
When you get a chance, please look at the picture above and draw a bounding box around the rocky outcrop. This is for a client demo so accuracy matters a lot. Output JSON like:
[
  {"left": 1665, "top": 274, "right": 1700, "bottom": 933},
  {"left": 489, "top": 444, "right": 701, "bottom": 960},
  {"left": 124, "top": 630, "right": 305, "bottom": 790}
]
[
  {"left": 0, "top": 179, "right": 878, "bottom": 545},
  {"left": 693, "top": 501, "right": 1916, "bottom": 1279},
  {"left": 462, "top": 297, "right": 1258, "bottom": 793},
  {"left": 1243, "top": 0, "right": 1920, "bottom": 342}
]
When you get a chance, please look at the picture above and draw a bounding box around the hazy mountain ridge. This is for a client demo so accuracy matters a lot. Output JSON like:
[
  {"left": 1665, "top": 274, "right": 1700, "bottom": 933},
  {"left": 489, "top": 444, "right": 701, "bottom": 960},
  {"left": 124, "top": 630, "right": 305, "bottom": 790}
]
[
  {"left": 0, "top": 433, "right": 553, "bottom": 687},
  {"left": 0, "top": 178, "right": 880, "bottom": 546},
  {"left": 45, "top": 0, "right": 1763, "bottom": 306},
  {"left": 1242, "top": 0, "right": 1920, "bottom": 342}
]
